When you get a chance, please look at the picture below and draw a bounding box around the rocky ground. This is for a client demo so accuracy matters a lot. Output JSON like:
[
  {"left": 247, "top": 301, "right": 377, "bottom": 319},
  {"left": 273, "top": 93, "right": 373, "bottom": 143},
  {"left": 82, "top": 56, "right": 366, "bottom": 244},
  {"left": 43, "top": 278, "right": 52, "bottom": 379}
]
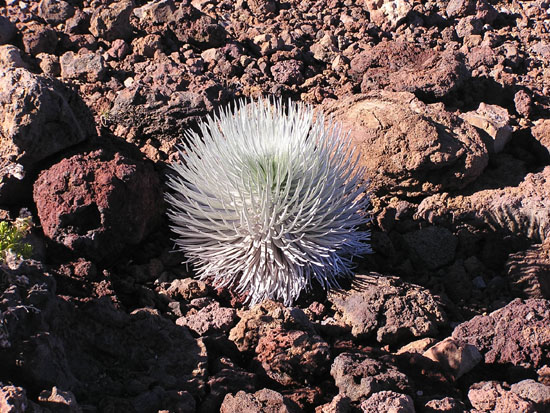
[{"left": 1, "top": 0, "right": 550, "bottom": 411}]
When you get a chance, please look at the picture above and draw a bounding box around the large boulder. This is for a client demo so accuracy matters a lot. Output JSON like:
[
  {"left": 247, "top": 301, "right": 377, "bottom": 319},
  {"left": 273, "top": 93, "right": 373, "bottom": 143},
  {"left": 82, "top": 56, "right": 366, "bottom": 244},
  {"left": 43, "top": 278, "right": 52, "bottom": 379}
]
[
  {"left": 350, "top": 41, "right": 470, "bottom": 99},
  {"left": 323, "top": 91, "right": 488, "bottom": 199},
  {"left": 0, "top": 67, "right": 95, "bottom": 204},
  {"left": 33, "top": 147, "right": 163, "bottom": 262},
  {"left": 452, "top": 298, "right": 550, "bottom": 369}
]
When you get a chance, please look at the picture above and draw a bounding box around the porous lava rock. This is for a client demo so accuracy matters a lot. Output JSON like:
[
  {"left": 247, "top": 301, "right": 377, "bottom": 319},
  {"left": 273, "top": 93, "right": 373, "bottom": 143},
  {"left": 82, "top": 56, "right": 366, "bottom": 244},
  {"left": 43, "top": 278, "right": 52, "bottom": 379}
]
[
  {"left": 350, "top": 42, "right": 470, "bottom": 99},
  {"left": 323, "top": 91, "right": 488, "bottom": 198},
  {"left": 176, "top": 301, "right": 237, "bottom": 336},
  {"left": 330, "top": 352, "right": 412, "bottom": 402},
  {"left": 360, "top": 390, "right": 415, "bottom": 413},
  {"left": 220, "top": 388, "right": 300, "bottom": 413},
  {"left": 89, "top": 0, "right": 134, "bottom": 41},
  {"left": 328, "top": 274, "right": 447, "bottom": 345},
  {"left": 0, "top": 67, "right": 95, "bottom": 204},
  {"left": 452, "top": 298, "right": 550, "bottom": 369},
  {"left": 228, "top": 300, "right": 316, "bottom": 353},
  {"left": 417, "top": 166, "right": 550, "bottom": 242},
  {"left": 33, "top": 147, "right": 163, "bottom": 262},
  {"left": 255, "top": 328, "right": 330, "bottom": 386}
]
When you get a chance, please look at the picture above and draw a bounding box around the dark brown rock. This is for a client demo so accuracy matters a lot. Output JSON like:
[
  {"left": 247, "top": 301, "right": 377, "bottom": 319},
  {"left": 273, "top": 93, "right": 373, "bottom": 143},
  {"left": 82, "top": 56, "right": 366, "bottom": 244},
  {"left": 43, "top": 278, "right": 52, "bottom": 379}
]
[
  {"left": 255, "top": 328, "right": 330, "bottom": 386},
  {"left": 228, "top": 300, "right": 315, "bottom": 353},
  {"left": 247, "top": 0, "right": 278, "bottom": 17},
  {"left": 220, "top": 389, "right": 300, "bottom": 413},
  {"left": 168, "top": 2, "right": 226, "bottom": 49},
  {"left": 350, "top": 42, "right": 470, "bottom": 99},
  {"left": 403, "top": 226, "right": 458, "bottom": 270},
  {"left": 328, "top": 274, "right": 447, "bottom": 345},
  {"left": 38, "top": 0, "right": 75, "bottom": 25},
  {"left": 21, "top": 22, "right": 58, "bottom": 56},
  {"left": 417, "top": 167, "right": 550, "bottom": 242},
  {"left": 0, "top": 16, "right": 16, "bottom": 45},
  {"left": 0, "top": 67, "right": 95, "bottom": 204},
  {"left": 532, "top": 119, "right": 550, "bottom": 157},
  {"left": 453, "top": 298, "right": 550, "bottom": 369},
  {"left": 331, "top": 352, "right": 411, "bottom": 402},
  {"left": 514, "top": 89, "right": 533, "bottom": 118},
  {"left": 270, "top": 59, "right": 304, "bottom": 86},
  {"left": 33, "top": 148, "right": 163, "bottom": 263},
  {"left": 89, "top": 0, "right": 134, "bottom": 41},
  {"left": 323, "top": 92, "right": 488, "bottom": 198}
]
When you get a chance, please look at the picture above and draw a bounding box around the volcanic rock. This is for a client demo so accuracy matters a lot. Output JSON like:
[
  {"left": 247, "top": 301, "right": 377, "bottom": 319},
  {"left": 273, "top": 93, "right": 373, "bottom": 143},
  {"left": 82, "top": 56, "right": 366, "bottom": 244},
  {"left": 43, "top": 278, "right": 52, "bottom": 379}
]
[
  {"left": 452, "top": 298, "right": 550, "bottom": 369},
  {"left": 0, "top": 67, "right": 95, "bottom": 204},
  {"left": 33, "top": 147, "right": 163, "bottom": 262},
  {"left": 328, "top": 274, "right": 447, "bottom": 345},
  {"left": 323, "top": 91, "right": 488, "bottom": 198}
]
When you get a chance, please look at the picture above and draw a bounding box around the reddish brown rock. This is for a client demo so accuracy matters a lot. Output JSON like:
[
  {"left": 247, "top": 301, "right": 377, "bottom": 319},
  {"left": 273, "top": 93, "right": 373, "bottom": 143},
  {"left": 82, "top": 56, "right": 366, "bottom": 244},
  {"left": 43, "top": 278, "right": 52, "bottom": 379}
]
[
  {"left": 452, "top": 298, "right": 550, "bottom": 369},
  {"left": 220, "top": 389, "right": 300, "bottom": 413},
  {"left": 168, "top": 2, "right": 226, "bottom": 49},
  {"left": 247, "top": 0, "right": 278, "bottom": 17},
  {"left": 422, "top": 397, "right": 466, "bottom": 412},
  {"left": 323, "top": 91, "right": 488, "bottom": 198},
  {"left": 255, "top": 328, "right": 330, "bottom": 386},
  {"left": 228, "top": 300, "right": 315, "bottom": 353},
  {"left": 89, "top": 0, "right": 134, "bottom": 41},
  {"left": 423, "top": 337, "right": 482, "bottom": 380},
  {"left": 176, "top": 301, "right": 237, "bottom": 335},
  {"left": 314, "top": 394, "right": 351, "bottom": 413},
  {"left": 328, "top": 274, "right": 447, "bottom": 345},
  {"left": 20, "top": 21, "right": 57, "bottom": 56},
  {"left": 514, "top": 90, "right": 533, "bottom": 118},
  {"left": 0, "top": 45, "right": 27, "bottom": 69},
  {"left": 0, "top": 67, "right": 95, "bottom": 204},
  {"left": 270, "top": 59, "right": 304, "bottom": 86},
  {"left": 417, "top": 166, "right": 550, "bottom": 242},
  {"left": 460, "top": 103, "right": 513, "bottom": 153},
  {"left": 33, "top": 148, "right": 163, "bottom": 262},
  {"left": 360, "top": 391, "right": 414, "bottom": 413},
  {"left": 468, "top": 381, "right": 538, "bottom": 413},
  {"left": 38, "top": 0, "right": 75, "bottom": 25},
  {"left": 331, "top": 352, "right": 411, "bottom": 402},
  {"left": 532, "top": 119, "right": 550, "bottom": 157},
  {"left": 350, "top": 42, "right": 469, "bottom": 99}
]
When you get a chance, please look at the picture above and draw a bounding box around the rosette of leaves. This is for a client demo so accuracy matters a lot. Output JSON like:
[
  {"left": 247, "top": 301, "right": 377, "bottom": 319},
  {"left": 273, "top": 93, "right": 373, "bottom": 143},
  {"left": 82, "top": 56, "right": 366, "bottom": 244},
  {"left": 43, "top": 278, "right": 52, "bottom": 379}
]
[
  {"left": 0, "top": 217, "right": 32, "bottom": 263},
  {"left": 166, "top": 99, "right": 371, "bottom": 306}
]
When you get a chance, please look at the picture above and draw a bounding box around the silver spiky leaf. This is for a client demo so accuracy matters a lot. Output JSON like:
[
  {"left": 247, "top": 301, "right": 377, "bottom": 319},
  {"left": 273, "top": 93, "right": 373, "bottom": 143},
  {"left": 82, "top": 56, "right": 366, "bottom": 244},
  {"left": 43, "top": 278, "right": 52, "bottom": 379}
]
[{"left": 165, "top": 98, "right": 371, "bottom": 306}]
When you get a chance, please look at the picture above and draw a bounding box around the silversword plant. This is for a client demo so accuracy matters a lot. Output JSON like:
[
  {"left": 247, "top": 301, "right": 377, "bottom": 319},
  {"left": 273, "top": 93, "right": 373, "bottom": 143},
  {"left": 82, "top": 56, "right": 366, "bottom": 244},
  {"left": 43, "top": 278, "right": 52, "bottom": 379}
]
[{"left": 166, "top": 98, "right": 371, "bottom": 306}]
